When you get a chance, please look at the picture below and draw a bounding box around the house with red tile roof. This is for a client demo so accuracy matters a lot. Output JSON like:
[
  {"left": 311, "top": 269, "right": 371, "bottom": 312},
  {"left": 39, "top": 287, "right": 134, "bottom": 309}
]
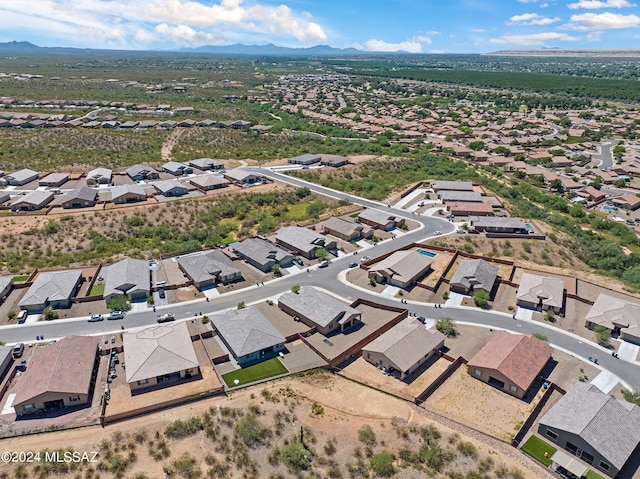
[{"left": 467, "top": 331, "right": 553, "bottom": 399}]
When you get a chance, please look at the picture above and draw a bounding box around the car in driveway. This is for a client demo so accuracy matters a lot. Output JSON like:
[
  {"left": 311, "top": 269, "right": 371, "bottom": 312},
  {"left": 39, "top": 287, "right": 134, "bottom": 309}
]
[
  {"left": 158, "top": 289, "right": 166, "bottom": 299},
  {"left": 88, "top": 314, "right": 104, "bottom": 322},
  {"left": 107, "top": 311, "right": 125, "bottom": 320},
  {"left": 294, "top": 257, "right": 304, "bottom": 266}
]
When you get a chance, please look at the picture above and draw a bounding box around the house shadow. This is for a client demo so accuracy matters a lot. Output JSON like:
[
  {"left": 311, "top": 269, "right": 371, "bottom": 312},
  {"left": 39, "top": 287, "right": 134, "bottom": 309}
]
[
  {"left": 325, "top": 320, "right": 365, "bottom": 338},
  {"left": 14, "top": 401, "right": 94, "bottom": 422},
  {"left": 130, "top": 371, "right": 203, "bottom": 397},
  {"left": 399, "top": 353, "right": 442, "bottom": 385}
]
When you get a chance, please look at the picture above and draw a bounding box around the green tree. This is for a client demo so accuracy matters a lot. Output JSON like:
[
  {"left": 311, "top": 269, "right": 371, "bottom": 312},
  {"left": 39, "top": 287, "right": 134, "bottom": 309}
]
[
  {"left": 468, "top": 140, "right": 484, "bottom": 151},
  {"left": 271, "top": 264, "right": 281, "bottom": 276},
  {"left": 613, "top": 145, "right": 626, "bottom": 159},
  {"left": 532, "top": 333, "right": 548, "bottom": 342},
  {"left": 549, "top": 178, "right": 563, "bottom": 191},
  {"left": 42, "top": 306, "right": 58, "bottom": 320},
  {"left": 436, "top": 317, "right": 457, "bottom": 337},
  {"left": 621, "top": 389, "right": 640, "bottom": 406},
  {"left": 107, "top": 296, "right": 130, "bottom": 311},
  {"left": 473, "top": 289, "right": 490, "bottom": 308},
  {"left": 306, "top": 202, "right": 325, "bottom": 218},
  {"left": 237, "top": 301, "right": 246, "bottom": 310},
  {"left": 370, "top": 450, "right": 395, "bottom": 477},
  {"left": 7, "top": 310, "right": 16, "bottom": 321},
  {"left": 594, "top": 325, "right": 611, "bottom": 345},
  {"left": 291, "top": 284, "right": 301, "bottom": 294},
  {"left": 314, "top": 247, "right": 329, "bottom": 260}
]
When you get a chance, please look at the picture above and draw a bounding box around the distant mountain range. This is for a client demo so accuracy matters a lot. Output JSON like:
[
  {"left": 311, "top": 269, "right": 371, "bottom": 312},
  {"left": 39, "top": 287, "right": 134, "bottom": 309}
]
[{"left": 0, "top": 40, "right": 403, "bottom": 56}]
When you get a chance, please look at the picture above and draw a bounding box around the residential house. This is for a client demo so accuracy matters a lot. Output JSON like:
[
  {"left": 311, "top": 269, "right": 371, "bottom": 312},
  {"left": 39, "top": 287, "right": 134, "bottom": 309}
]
[
  {"left": 126, "top": 164, "right": 160, "bottom": 181},
  {"left": 39, "top": 172, "right": 69, "bottom": 187},
  {"left": 110, "top": 184, "right": 147, "bottom": 204},
  {"left": 19, "top": 269, "right": 82, "bottom": 312},
  {"left": 517, "top": 273, "right": 565, "bottom": 313},
  {"left": 447, "top": 202, "right": 494, "bottom": 217},
  {"left": 12, "top": 335, "right": 99, "bottom": 415},
  {"left": 61, "top": 187, "right": 98, "bottom": 209},
  {"left": 288, "top": 153, "right": 321, "bottom": 165},
  {"left": 317, "top": 216, "right": 371, "bottom": 241},
  {"left": 232, "top": 237, "right": 293, "bottom": 273},
  {"left": 86, "top": 167, "right": 112, "bottom": 185},
  {"left": 467, "top": 331, "right": 553, "bottom": 399},
  {"left": 10, "top": 191, "right": 54, "bottom": 211},
  {"left": 0, "top": 276, "right": 13, "bottom": 302},
  {"left": 189, "top": 175, "right": 230, "bottom": 191},
  {"left": 102, "top": 258, "right": 150, "bottom": 302},
  {"left": 223, "top": 169, "right": 266, "bottom": 186},
  {"left": 275, "top": 226, "right": 336, "bottom": 259},
  {"left": 2, "top": 168, "right": 39, "bottom": 186},
  {"left": 438, "top": 191, "right": 483, "bottom": 203},
  {"left": 161, "top": 161, "right": 193, "bottom": 176},
  {"left": 278, "top": 286, "right": 361, "bottom": 335},
  {"left": 153, "top": 180, "right": 188, "bottom": 197},
  {"left": 320, "top": 155, "right": 349, "bottom": 167},
  {"left": 189, "top": 158, "right": 224, "bottom": 171},
  {"left": 584, "top": 293, "right": 640, "bottom": 345},
  {"left": 469, "top": 216, "right": 528, "bottom": 234},
  {"left": 450, "top": 259, "right": 499, "bottom": 295},
  {"left": 0, "top": 346, "right": 13, "bottom": 383},
  {"left": 363, "top": 319, "right": 445, "bottom": 380},
  {"left": 538, "top": 382, "right": 640, "bottom": 478},
  {"left": 368, "top": 250, "right": 432, "bottom": 289},
  {"left": 123, "top": 322, "right": 200, "bottom": 391},
  {"left": 432, "top": 180, "right": 475, "bottom": 191},
  {"left": 210, "top": 307, "right": 285, "bottom": 365},
  {"left": 575, "top": 186, "right": 605, "bottom": 202},
  {"left": 560, "top": 177, "right": 583, "bottom": 193},
  {"left": 611, "top": 193, "right": 640, "bottom": 211},
  {"left": 177, "top": 250, "right": 242, "bottom": 289},
  {"left": 357, "top": 208, "right": 405, "bottom": 231}
]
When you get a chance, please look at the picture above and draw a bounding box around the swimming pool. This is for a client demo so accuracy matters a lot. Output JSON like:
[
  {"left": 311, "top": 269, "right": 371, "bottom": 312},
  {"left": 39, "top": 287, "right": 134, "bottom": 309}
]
[
  {"left": 417, "top": 249, "right": 438, "bottom": 258},
  {"left": 603, "top": 205, "right": 616, "bottom": 212}
]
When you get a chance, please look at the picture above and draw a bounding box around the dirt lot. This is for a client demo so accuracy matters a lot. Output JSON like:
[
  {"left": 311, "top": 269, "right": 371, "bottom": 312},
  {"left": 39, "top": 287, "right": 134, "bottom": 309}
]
[
  {"left": 424, "top": 367, "right": 537, "bottom": 442},
  {"left": 0, "top": 372, "right": 552, "bottom": 479}
]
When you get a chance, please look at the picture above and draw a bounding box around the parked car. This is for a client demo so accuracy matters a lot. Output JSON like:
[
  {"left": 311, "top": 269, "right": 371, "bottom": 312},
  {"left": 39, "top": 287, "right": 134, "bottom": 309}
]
[
  {"left": 348, "top": 262, "right": 358, "bottom": 268},
  {"left": 12, "top": 342, "right": 24, "bottom": 359},
  {"left": 158, "top": 289, "right": 166, "bottom": 299},
  {"left": 417, "top": 316, "right": 426, "bottom": 324},
  {"left": 15, "top": 359, "right": 27, "bottom": 371},
  {"left": 157, "top": 313, "right": 175, "bottom": 323},
  {"left": 16, "top": 310, "right": 27, "bottom": 324},
  {"left": 468, "top": 229, "right": 480, "bottom": 234},
  {"left": 417, "top": 201, "right": 425, "bottom": 207},
  {"left": 456, "top": 229, "right": 466, "bottom": 234},
  {"left": 294, "top": 257, "right": 304, "bottom": 266},
  {"left": 318, "top": 260, "right": 330, "bottom": 268},
  {"left": 88, "top": 314, "right": 104, "bottom": 322},
  {"left": 433, "top": 230, "right": 442, "bottom": 236},
  {"left": 107, "top": 311, "right": 125, "bottom": 320},
  {"left": 360, "top": 255, "right": 371, "bottom": 263}
]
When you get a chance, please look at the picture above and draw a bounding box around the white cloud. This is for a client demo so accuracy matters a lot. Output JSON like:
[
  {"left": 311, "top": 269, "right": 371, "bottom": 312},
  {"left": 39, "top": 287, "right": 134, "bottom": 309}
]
[
  {"left": 565, "top": 12, "right": 640, "bottom": 29},
  {"left": 153, "top": 23, "right": 225, "bottom": 46},
  {"left": 0, "top": 0, "right": 328, "bottom": 47},
  {"left": 415, "top": 35, "right": 432, "bottom": 44},
  {"left": 540, "top": 3, "right": 549, "bottom": 7},
  {"left": 568, "top": 0, "right": 636, "bottom": 9},
  {"left": 364, "top": 39, "right": 423, "bottom": 53},
  {"left": 489, "top": 32, "right": 580, "bottom": 45},
  {"left": 507, "top": 13, "right": 560, "bottom": 25},
  {"left": 471, "top": 28, "right": 486, "bottom": 32}
]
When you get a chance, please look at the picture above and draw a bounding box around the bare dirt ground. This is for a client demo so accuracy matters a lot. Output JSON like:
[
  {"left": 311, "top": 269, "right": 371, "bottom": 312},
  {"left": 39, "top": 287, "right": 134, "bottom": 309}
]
[
  {"left": 160, "top": 128, "right": 185, "bottom": 161},
  {"left": 0, "top": 372, "right": 552, "bottom": 479}
]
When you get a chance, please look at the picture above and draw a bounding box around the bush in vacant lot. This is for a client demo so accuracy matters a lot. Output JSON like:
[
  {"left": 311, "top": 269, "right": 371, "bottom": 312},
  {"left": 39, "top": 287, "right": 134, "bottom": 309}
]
[
  {"left": 357, "top": 425, "right": 377, "bottom": 446},
  {"left": 456, "top": 441, "right": 477, "bottom": 458},
  {"left": 281, "top": 441, "right": 311, "bottom": 472},
  {"left": 436, "top": 317, "right": 457, "bottom": 337},
  {"left": 311, "top": 402, "right": 324, "bottom": 415},
  {"left": 172, "top": 452, "right": 201, "bottom": 479},
  {"left": 370, "top": 450, "right": 395, "bottom": 477},
  {"left": 324, "top": 438, "right": 337, "bottom": 456},
  {"left": 235, "top": 414, "right": 271, "bottom": 448},
  {"left": 164, "top": 416, "right": 204, "bottom": 439}
]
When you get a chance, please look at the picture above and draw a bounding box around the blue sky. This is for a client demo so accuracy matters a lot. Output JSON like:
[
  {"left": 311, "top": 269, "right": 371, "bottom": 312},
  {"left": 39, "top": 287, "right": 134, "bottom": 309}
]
[{"left": 2, "top": 0, "right": 640, "bottom": 52}]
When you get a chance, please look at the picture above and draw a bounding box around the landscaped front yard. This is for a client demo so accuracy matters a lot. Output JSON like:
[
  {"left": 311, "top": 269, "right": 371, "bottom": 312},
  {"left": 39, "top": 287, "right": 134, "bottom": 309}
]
[{"left": 221, "top": 357, "right": 288, "bottom": 388}]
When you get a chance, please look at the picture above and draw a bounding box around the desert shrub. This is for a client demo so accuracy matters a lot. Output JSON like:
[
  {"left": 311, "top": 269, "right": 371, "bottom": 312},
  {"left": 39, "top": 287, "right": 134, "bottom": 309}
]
[
  {"left": 370, "top": 450, "right": 395, "bottom": 477},
  {"left": 164, "top": 416, "right": 204, "bottom": 439},
  {"left": 357, "top": 425, "right": 377, "bottom": 446}
]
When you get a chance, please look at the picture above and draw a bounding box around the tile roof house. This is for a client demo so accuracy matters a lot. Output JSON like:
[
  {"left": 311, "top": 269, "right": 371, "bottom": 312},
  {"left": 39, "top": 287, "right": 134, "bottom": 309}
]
[
  {"left": 189, "top": 175, "right": 230, "bottom": 191},
  {"left": 318, "top": 216, "right": 372, "bottom": 241},
  {"left": 467, "top": 331, "right": 553, "bottom": 399},
  {"left": 126, "top": 164, "right": 160, "bottom": 181},
  {"left": 611, "top": 193, "right": 640, "bottom": 211},
  {"left": 275, "top": 226, "right": 337, "bottom": 259},
  {"left": 450, "top": 259, "right": 499, "bottom": 295},
  {"left": 363, "top": 319, "right": 445, "bottom": 380},
  {"left": 517, "top": 272, "right": 565, "bottom": 313},
  {"left": 584, "top": 293, "right": 640, "bottom": 345},
  {"left": 19, "top": 269, "right": 83, "bottom": 312},
  {"left": 223, "top": 169, "right": 266, "bottom": 185},
  {"left": 232, "top": 237, "right": 293, "bottom": 273},
  {"left": 10, "top": 190, "right": 55, "bottom": 211},
  {"left": 278, "top": 286, "right": 361, "bottom": 335},
  {"left": 61, "top": 187, "right": 98, "bottom": 209},
  {"left": 189, "top": 158, "right": 224, "bottom": 171},
  {"left": 438, "top": 191, "right": 483, "bottom": 203},
  {"left": 446, "top": 201, "right": 495, "bottom": 216},
  {"left": 2, "top": 168, "right": 39, "bottom": 186},
  {"left": 367, "top": 250, "right": 432, "bottom": 289},
  {"left": 211, "top": 307, "right": 285, "bottom": 365},
  {"left": 161, "top": 161, "right": 193, "bottom": 176},
  {"left": 102, "top": 258, "right": 150, "bottom": 302},
  {"left": 177, "top": 250, "right": 242, "bottom": 289},
  {"left": 13, "top": 335, "right": 99, "bottom": 415},
  {"left": 86, "top": 167, "right": 112, "bottom": 185},
  {"left": 153, "top": 179, "right": 188, "bottom": 197},
  {"left": 110, "top": 184, "right": 147, "bottom": 204},
  {"left": 123, "top": 322, "right": 200, "bottom": 391},
  {"left": 538, "top": 382, "right": 640, "bottom": 478},
  {"left": 357, "top": 208, "right": 405, "bottom": 231}
]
